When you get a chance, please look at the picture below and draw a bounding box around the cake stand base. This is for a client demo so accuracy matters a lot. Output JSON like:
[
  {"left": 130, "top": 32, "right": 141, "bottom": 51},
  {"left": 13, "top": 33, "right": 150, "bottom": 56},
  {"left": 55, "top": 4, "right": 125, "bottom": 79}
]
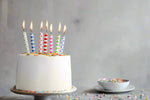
[{"left": 10, "top": 85, "right": 77, "bottom": 100}]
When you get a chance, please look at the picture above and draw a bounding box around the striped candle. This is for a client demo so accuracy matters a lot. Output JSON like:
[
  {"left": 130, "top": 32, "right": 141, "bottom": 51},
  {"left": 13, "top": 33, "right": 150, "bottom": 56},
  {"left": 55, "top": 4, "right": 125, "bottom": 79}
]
[
  {"left": 22, "top": 20, "right": 30, "bottom": 53},
  {"left": 55, "top": 22, "right": 61, "bottom": 53},
  {"left": 43, "top": 33, "right": 48, "bottom": 54},
  {"left": 59, "top": 35, "right": 65, "bottom": 54},
  {"left": 55, "top": 34, "right": 61, "bottom": 53},
  {"left": 30, "top": 21, "right": 35, "bottom": 53},
  {"left": 60, "top": 25, "right": 67, "bottom": 54},
  {"left": 39, "top": 32, "right": 43, "bottom": 54},
  {"left": 23, "top": 32, "right": 30, "bottom": 53},
  {"left": 49, "top": 35, "right": 53, "bottom": 53},
  {"left": 49, "top": 24, "right": 53, "bottom": 53},
  {"left": 43, "top": 20, "right": 48, "bottom": 54},
  {"left": 39, "top": 21, "right": 43, "bottom": 54},
  {"left": 30, "top": 33, "right": 35, "bottom": 53}
]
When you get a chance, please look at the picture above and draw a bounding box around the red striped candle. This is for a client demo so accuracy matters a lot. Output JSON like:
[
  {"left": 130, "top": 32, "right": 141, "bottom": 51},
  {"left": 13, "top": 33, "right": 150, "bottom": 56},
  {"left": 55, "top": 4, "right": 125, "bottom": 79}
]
[
  {"left": 44, "top": 33, "right": 48, "bottom": 54},
  {"left": 43, "top": 20, "right": 48, "bottom": 54}
]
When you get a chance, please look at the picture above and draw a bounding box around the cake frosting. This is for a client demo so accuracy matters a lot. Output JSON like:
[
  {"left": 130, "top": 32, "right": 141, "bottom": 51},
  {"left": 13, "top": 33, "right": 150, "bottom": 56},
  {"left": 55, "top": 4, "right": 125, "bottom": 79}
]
[{"left": 16, "top": 54, "right": 72, "bottom": 91}]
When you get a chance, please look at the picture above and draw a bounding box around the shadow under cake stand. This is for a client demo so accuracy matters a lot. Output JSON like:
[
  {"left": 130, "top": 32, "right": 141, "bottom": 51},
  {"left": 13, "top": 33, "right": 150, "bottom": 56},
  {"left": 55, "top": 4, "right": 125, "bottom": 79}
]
[{"left": 10, "top": 85, "right": 77, "bottom": 100}]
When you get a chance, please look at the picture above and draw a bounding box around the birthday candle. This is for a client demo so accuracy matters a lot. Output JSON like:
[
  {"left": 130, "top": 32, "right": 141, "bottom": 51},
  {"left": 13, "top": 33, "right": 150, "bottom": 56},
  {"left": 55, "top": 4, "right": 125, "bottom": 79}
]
[
  {"left": 39, "top": 21, "right": 43, "bottom": 54},
  {"left": 43, "top": 20, "right": 48, "bottom": 54},
  {"left": 22, "top": 20, "right": 30, "bottom": 53},
  {"left": 49, "top": 24, "right": 53, "bottom": 53},
  {"left": 60, "top": 25, "right": 66, "bottom": 54},
  {"left": 55, "top": 22, "right": 61, "bottom": 53},
  {"left": 30, "top": 21, "right": 35, "bottom": 53}
]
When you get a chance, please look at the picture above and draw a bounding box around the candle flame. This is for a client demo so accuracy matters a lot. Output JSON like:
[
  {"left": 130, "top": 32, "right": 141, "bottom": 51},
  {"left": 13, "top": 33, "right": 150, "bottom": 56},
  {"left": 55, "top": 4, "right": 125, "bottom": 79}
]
[
  {"left": 63, "top": 25, "right": 66, "bottom": 33},
  {"left": 50, "top": 24, "right": 53, "bottom": 33},
  {"left": 58, "top": 22, "right": 61, "bottom": 32},
  {"left": 46, "top": 20, "right": 48, "bottom": 30},
  {"left": 22, "top": 20, "right": 25, "bottom": 30},
  {"left": 40, "top": 21, "right": 43, "bottom": 30},
  {"left": 30, "top": 21, "right": 33, "bottom": 31}
]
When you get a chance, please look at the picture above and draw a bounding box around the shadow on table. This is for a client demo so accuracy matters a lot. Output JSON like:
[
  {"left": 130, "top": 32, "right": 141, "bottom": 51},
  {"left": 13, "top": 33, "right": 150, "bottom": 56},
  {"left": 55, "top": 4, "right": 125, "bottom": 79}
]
[
  {"left": 83, "top": 88, "right": 131, "bottom": 94},
  {"left": 0, "top": 97, "right": 33, "bottom": 100}
]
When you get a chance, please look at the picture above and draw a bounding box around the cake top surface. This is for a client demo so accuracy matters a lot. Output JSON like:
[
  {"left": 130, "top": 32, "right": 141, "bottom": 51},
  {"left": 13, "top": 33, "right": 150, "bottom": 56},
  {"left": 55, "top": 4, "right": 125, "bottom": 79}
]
[{"left": 21, "top": 53, "right": 69, "bottom": 57}]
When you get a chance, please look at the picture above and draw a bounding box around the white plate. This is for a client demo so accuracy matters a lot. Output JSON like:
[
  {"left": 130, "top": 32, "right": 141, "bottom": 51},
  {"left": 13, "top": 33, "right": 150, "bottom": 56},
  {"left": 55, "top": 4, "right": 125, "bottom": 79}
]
[{"left": 95, "top": 85, "right": 135, "bottom": 93}]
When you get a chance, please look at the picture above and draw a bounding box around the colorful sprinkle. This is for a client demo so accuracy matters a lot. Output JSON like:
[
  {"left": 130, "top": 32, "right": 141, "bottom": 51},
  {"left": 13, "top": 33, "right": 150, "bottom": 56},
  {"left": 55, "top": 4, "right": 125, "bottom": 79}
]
[{"left": 23, "top": 52, "right": 68, "bottom": 57}]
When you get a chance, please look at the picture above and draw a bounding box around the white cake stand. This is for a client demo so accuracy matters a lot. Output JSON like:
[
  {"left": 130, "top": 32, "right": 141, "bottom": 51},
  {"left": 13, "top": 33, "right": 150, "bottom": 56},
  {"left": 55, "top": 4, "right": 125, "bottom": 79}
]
[{"left": 10, "top": 85, "right": 77, "bottom": 100}]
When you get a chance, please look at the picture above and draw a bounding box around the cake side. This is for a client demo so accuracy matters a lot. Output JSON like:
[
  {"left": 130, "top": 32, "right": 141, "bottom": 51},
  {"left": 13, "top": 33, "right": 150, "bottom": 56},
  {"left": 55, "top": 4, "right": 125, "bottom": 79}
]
[{"left": 16, "top": 54, "right": 72, "bottom": 91}]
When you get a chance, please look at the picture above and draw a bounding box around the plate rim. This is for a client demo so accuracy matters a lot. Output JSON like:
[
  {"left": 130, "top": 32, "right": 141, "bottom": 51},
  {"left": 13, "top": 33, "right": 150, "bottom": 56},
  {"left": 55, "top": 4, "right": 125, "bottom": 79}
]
[{"left": 95, "top": 85, "right": 135, "bottom": 93}]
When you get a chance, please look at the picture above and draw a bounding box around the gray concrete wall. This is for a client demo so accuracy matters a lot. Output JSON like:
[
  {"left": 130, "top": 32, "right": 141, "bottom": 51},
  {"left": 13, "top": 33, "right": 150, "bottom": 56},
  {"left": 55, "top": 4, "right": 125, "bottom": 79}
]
[{"left": 0, "top": 0, "right": 150, "bottom": 96}]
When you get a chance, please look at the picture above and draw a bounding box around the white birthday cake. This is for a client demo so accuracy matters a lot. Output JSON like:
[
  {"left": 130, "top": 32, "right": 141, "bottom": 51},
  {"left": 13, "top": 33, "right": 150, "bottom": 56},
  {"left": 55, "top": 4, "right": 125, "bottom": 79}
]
[
  {"left": 15, "top": 21, "right": 73, "bottom": 92},
  {"left": 16, "top": 53, "right": 72, "bottom": 91}
]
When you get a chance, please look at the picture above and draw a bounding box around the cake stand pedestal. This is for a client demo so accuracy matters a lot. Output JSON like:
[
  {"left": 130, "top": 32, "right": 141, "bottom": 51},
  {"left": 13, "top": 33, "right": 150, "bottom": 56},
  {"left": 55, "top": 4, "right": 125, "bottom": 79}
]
[{"left": 10, "top": 85, "right": 77, "bottom": 100}]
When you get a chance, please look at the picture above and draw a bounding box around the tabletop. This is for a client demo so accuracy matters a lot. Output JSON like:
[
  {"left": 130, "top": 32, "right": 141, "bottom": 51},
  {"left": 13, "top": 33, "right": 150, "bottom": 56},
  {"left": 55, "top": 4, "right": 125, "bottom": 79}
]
[{"left": 0, "top": 89, "right": 150, "bottom": 100}]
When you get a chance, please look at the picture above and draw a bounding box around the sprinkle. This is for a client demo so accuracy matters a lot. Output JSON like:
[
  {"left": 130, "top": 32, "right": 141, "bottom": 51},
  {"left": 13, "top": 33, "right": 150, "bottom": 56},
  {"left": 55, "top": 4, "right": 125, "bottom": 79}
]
[
  {"left": 134, "top": 95, "right": 137, "bottom": 99},
  {"left": 36, "top": 91, "right": 39, "bottom": 93},
  {"left": 25, "top": 90, "right": 28, "bottom": 92},
  {"left": 42, "top": 91, "right": 45, "bottom": 93},
  {"left": 67, "top": 96, "right": 70, "bottom": 98},
  {"left": 146, "top": 98, "right": 149, "bottom": 100},
  {"left": 24, "top": 52, "right": 69, "bottom": 57},
  {"left": 140, "top": 94, "right": 143, "bottom": 99}
]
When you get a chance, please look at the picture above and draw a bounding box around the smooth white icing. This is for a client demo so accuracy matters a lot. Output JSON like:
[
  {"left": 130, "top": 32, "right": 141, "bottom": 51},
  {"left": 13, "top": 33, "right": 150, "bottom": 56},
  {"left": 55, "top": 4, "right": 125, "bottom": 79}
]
[{"left": 16, "top": 54, "right": 72, "bottom": 91}]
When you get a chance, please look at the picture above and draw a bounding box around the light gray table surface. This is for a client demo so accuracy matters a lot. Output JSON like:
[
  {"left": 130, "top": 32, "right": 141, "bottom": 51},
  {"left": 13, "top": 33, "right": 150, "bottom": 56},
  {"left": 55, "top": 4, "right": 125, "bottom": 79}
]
[{"left": 1, "top": 87, "right": 150, "bottom": 100}]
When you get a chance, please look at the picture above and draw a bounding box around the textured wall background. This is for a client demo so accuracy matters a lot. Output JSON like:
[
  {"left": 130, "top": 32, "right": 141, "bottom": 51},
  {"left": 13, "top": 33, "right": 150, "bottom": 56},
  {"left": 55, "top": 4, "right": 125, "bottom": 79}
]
[{"left": 0, "top": 0, "right": 150, "bottom": 97}]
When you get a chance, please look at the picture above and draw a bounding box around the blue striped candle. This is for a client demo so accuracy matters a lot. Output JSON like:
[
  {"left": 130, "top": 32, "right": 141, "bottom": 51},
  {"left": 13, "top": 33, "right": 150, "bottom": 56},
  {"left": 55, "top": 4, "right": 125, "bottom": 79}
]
[
  {"left": 60, "top": 25, "right": 66, "bottom": 54},
  {"left": 30, "top": 33, "right": 35, "bottom": 53},
  {"left": 59, "top": 35, "right": 65, "bottom": 54}
]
